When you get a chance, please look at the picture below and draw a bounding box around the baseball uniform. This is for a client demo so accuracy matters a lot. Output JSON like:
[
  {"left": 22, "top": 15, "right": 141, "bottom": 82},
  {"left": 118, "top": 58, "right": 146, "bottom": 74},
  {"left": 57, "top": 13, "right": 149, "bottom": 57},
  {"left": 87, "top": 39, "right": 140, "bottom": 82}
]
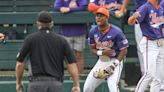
[
  {"left": 151, "top": 1, "right": 164, "bottom": 92},
  {"left": 83, "top": 24, "right": 128, "bottom": 92},
  {"left": 135, "top": 1, "right": 164, "bottom": 92}
]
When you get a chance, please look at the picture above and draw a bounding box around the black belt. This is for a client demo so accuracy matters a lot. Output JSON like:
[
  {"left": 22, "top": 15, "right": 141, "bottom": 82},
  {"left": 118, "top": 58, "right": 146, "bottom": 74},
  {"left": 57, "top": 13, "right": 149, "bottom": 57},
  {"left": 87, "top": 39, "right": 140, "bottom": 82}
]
[{"left": 28, "top": 76, "right": 61, "bottom": 82}]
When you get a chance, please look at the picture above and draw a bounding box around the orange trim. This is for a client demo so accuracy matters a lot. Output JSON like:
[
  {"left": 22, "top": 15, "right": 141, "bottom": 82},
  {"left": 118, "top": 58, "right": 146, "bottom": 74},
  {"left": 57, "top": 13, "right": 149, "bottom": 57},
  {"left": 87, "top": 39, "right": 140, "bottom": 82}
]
[
  {"left": 100, "top": 24, "right": 110, "bottom": 35},
  {"left": 148, "top": 0, "right": 159, "bottom": 9}
]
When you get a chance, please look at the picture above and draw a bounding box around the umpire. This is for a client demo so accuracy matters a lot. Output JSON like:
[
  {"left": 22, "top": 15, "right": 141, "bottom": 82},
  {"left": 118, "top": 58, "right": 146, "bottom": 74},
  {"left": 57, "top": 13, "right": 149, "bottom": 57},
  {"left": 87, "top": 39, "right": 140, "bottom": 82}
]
[{"left": 15, "top": 11, "right": 80, "bottom": 92}]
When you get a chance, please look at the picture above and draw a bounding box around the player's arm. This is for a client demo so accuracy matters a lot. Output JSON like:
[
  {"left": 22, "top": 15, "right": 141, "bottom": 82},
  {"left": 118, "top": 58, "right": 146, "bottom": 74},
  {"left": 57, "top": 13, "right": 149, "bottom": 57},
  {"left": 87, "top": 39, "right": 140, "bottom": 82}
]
[
  {"left": 114, "top": 32, "right": 128, "bottom": 65},
  {"left": 128, "top": 11, "right": 140, "bottom": 25},
  {"left": 90, "top": 44, "right": 114, "bottom": 56},
  {"left": 128, "top": 4, "right": 148, "bottom": 25},
  {"left": 116, "top": 48, "right": 127, "bottom": 61}
]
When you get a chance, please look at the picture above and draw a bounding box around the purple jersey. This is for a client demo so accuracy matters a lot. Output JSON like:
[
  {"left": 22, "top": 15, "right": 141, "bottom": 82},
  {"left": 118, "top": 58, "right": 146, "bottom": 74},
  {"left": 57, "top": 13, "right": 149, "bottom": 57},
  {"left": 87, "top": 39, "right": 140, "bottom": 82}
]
[
  {"left": 54, "top": 0, "right": 88, "bottom": 36},
  {"left": 137, "top": 1, "right": 164, "bottom": 40},
  {"left": 160, "top": 0, "right": 164, "bottom": 36},
  {"left": 54, "top": 0, "right": 88, "bottom": 12},
  {"left": 90, "top": 0, "right": 123, "bottom": 6},
  {"left": 160, "top": 0, "right": 164, "bottom": 8},
  {"left": 89, "top": 24, "right": 128, "bottom": 57},
  {"left": 135, "top": 0, "right": 147, "bottom": 9}
]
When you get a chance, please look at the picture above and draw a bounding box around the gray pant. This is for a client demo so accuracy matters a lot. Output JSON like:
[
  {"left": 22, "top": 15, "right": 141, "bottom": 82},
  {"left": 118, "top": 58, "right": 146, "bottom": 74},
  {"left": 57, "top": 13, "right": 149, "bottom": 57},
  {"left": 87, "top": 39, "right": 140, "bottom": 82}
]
[{"left": 27, "top": 80, "right": 62, "bottom": 92}]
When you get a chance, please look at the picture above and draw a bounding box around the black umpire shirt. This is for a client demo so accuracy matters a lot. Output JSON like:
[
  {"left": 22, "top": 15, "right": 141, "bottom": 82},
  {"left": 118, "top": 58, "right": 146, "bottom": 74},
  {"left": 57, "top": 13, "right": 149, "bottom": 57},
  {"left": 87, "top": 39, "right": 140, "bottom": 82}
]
[{"left": 16, "top": 29, "right": 76, "bottom": 81}]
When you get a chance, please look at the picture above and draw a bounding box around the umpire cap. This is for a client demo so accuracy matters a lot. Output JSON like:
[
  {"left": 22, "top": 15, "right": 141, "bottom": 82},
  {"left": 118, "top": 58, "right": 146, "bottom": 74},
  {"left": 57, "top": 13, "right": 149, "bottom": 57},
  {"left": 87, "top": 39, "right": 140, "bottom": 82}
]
[
  {"left": 37, "top": 11, "right": 53, "bottom": 23},
  {"left": 96, "top": 8, "right": 110, "bottom": 19}
]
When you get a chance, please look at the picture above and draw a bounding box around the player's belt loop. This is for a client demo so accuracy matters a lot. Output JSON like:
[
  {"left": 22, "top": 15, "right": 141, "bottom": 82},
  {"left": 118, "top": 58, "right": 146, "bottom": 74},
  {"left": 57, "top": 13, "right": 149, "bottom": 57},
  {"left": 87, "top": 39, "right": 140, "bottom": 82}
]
[{"left": 145, "top": 37, "right": 151, "bottom": 40}]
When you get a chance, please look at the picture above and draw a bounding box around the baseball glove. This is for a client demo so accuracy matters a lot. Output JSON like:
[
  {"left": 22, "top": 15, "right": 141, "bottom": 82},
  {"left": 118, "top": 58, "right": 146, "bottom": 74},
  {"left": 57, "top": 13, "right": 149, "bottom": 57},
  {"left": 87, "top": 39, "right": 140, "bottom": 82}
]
[{"left": 93, "top": 64, "right": 116, "bottom": 79}]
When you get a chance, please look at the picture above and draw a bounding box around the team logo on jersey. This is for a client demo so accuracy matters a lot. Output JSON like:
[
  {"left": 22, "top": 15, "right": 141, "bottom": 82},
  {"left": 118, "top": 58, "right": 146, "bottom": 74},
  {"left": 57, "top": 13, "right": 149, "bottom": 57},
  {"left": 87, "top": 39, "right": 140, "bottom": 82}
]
[
  {"left": 96, "top": 40, "right": 114, "bottom": 49},
  {"left": 149, "top": 10, "right": 164, "bottom": 28},
  {"left": 94, "top": 34, "right": 99, "bottom": 43},
  {"left": 122, "top": 39, "right": 128, "bottom": 45}
]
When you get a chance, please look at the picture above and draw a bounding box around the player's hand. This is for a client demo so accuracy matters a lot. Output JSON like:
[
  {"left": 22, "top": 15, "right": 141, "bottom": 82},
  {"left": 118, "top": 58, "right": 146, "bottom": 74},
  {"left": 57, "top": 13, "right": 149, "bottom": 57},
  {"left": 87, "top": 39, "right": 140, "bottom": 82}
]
[
  {"left": 71, "top": 86, "right": 80, "bottom": 92},
  {"left": 102, "top": 48, "right": 114, "bottom": 56},
  {"left": 128, "top": 11, "right": 140, "bottom": 25},
  {"left": 0, "top": 33, "right": 5, "bottom": 40},
  {"left": 60, "top": 7, "right": 70, "bottom": 13},
  {"left": 133, "top": 11, "right": 141, "bottom": 19},
  {"left": 69, "top": 1, "right": 77, "bottom": 9},
  {"left": 132, "top": 11, "right": 140, "bottom": 23},
  {"left": 16, "top": 83, "right": 23, "bottom": 92}
]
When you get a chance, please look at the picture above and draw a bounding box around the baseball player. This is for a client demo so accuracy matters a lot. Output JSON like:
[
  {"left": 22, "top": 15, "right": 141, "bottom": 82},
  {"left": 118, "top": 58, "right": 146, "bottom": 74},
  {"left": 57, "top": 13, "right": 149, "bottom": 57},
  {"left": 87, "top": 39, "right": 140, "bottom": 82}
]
[
  {"left": 83, "top": 8, "right": 128, "bottom": 92},
  {"left": 128, "top": 0, "right": 164, "bottom": 92},
  {"left": 0, "top": 33, "right": 5, "bottom": 41},
  {"left": 117, "top": 0, "right": 147, "bottom": 76},
  {"left": 152, "top": 1, "right": 164, "bottom": 91}
]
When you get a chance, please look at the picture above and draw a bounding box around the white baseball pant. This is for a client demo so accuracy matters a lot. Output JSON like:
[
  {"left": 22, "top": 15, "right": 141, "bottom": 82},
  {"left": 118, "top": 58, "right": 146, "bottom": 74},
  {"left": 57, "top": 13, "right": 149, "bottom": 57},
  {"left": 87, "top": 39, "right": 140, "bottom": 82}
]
[
  {"left": 135, "top": 24, "right": 144, "bottom": 75},
  {"left": 150, "top": 39, "right": 164, "bottom": 92},
  {"left": 135, "top": 37, "right": 160, "bottom": 92},
  {"left": 83, "top": 58, "right": 123, "bottom": 92}
]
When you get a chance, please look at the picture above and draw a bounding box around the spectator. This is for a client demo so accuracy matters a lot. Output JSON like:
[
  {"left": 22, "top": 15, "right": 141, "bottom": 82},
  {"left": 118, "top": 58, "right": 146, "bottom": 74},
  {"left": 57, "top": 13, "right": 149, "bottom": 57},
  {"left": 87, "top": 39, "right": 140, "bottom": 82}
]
[
  {"left": 114, "top": 0, "right": 128, "bottom": 17},
  {"left": 88, "top": 0, "right": 123, "bottom": 17},
  {"left": 3, "top": 30, "right": 18, "bottom": 40},
  {"left": 83, "top": 8, "right": 128, "bottom": 92},
  {"left": 0, "top": 33, "right": 5, "bottom": 41},
  {"left": 15, "top": 11, "right": 80, "bottom": 92},
  {"left": 54, "top": 0, "right": 88, "bottom": 74},
  {"left": 160, "top": 0, "right": 164, "bottom": 8}
]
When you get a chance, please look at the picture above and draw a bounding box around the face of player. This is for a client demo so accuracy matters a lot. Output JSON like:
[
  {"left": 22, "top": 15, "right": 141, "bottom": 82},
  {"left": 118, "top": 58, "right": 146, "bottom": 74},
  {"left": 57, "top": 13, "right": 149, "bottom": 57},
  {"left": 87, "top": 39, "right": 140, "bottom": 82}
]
[{"left": 96, "top": 13, "right": 108, "bottom": 26}]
